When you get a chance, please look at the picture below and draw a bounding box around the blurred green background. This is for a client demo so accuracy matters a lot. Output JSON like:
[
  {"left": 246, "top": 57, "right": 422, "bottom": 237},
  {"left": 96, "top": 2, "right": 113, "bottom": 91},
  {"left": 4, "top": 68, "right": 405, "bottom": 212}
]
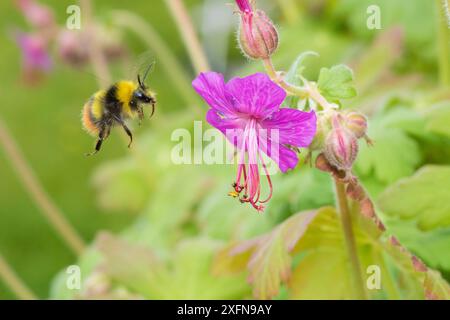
[{"left": 0, "top": 0, "right": 449, "bottom": 299}]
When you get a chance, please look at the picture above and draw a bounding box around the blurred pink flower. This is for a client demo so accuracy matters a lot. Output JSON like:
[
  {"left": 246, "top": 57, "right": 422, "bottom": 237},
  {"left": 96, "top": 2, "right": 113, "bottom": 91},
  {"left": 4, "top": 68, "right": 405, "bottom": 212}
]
[
  {"left": 57, "top": 30, "right": 90, "bottom": 67},
  {"left": 193, "top": 72, "right": 316, "bottom": 211},
  {"left": 15, "top": 32, "right": 52, "bottom": 82},
  {"left": 15, "top": 0, "right": 55, "bottom": 29}
]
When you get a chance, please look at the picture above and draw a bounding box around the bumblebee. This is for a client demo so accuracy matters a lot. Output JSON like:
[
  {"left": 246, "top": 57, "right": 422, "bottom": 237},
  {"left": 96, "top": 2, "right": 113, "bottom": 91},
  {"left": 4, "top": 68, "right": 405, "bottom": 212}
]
[{"left": 82, "top": 64, "right": 156, "bottom": 155}]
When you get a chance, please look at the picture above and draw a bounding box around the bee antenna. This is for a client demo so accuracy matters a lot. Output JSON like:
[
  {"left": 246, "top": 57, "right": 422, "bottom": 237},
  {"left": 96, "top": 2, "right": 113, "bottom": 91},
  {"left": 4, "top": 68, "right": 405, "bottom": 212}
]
[
  {"left": 137, "top": 74, "right": 143, "bottom": 88},
  {"left": 142, "top": 61, "right": 154, "bottom": 83}
]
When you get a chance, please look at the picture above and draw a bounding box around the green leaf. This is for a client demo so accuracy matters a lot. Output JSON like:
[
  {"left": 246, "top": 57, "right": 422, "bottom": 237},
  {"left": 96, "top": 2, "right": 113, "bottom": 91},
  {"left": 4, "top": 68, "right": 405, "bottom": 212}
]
[
  {"left": 95, "top": 232, "right": 251, "bottom": 299},
  {"left": 385, "top": 219, "right": 450, "bottom": 272},
  {"left": 382, "top": 236, "right": 450, "bottom": 300},
  {"left": 317, "top": 64, "right": 357, "bottom": 102},
  {"left": 213, "top": 210, "right": 320, "bottom": 299},
  {"left": 334, "top": 0, "right": 435, "bottom": 60},
  {"left": 356, "top": 126, "right": 421, "bottom": 184},
  {"left": 378, "top": 165, "right": 450, "bottom": 230},
  {"left": 92, "top": 159, "right": 150, "bottom": 213},
  {"left": 49, "top": 249, "right": 102, "bottom": 299},
  {"left": 284, "top": 51, "right": 319, "bottom": 109},
  {"left": 214, "top": 204, "right": 450, "bottom": 299},
  {"left": 425, "top": 102, "right": 450, "bottom": 138},
  {"left": 288, "top": 208, "right": 353, "bottom": 299},
  {"left": 285, "top": 51, "right": 319, "bottom": 85}
]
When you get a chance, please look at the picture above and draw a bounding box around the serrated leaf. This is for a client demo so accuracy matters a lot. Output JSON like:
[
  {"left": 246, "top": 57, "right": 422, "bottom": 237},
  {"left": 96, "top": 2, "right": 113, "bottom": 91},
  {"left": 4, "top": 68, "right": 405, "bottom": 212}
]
[
  {"left": 356, "top": 126, "right": 421, "bottom": 184},
  {"left": 335, "top": 0, "right": 435, "bottom": 57},
  {"left": 378, "top": 165, "right": 450, "bottom": 230},
  {"left": 423, "top": 270, "right": 450, "bottom": 300},
  {"left": 213, "top": 210, "right": 319, "bottom": 299},
  {"left": 214, "top": 201, "right": 450, "bottom": 300},
  {"left": 317, "top": 64, "right": 357, "bottom": 101},
  {"left": 95, "top": 232, "right": 250, "bottom": 299},
  {"left": 383, "top": 236, "right": 450, "bottom": 300},
  {"left": 385, "top": 218, "right": 450, "bottom": 272}
]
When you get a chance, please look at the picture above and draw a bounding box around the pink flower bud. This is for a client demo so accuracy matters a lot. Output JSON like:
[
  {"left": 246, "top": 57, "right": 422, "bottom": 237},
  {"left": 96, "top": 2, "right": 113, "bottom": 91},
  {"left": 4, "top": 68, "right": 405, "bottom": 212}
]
[
  {"left": 16, "top": 0, "right": 55, "bottom": 29},
  {"left": 344, "top": 111, "right": 368, "bottom": 139},
  {"left": 236, "top": 1, "right": 278, "bottom": 60},
  {"left": 57, "top": 30, "right": 90, "bottom": 67},
  {"left": 324, "top": 116, "right": 358, "bottom": 171}
]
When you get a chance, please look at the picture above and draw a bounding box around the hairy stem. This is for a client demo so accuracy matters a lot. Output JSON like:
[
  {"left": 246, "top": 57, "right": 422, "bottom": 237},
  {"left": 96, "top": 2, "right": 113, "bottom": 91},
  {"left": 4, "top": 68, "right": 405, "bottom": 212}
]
[
  {"left": 0, "top": 119, "right": 85, "bottom": 255},
  {"left": 334, "top": 178, "right": 367, "bottom": 300},
  {"left": 262, "top": 57, "right": 335, "bottom": 109},
  {"left": 165, "top": 0, "right": 210, "bottom": 73},
  {"left": 0, "top": 254, "right": 37, "bottom": 300},
  {"left": 437, "top": 0, "right": 450, "bottom": 87}
]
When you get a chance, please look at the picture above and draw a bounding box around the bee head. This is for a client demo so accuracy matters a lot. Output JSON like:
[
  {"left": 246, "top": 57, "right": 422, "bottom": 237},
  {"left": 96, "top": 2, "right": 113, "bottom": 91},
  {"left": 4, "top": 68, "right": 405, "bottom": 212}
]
[
  {"left": 133, "top": 62, "right": 156, "bottom": 117},
  {"left": 134, "top": 88, "right": 154, "bottom": 104}
]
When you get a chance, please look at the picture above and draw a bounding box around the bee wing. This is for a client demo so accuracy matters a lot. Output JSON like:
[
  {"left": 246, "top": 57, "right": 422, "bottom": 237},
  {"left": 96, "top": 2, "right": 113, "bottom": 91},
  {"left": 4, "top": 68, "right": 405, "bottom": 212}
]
[{"left": 127, "top": 51, "right": 156, "bottom": 86}]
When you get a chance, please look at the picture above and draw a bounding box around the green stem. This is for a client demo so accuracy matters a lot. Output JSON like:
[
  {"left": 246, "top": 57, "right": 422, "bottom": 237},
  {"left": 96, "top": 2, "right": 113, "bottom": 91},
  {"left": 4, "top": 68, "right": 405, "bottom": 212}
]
[
  {"left": 111, "top": 10, "right": 201, "bottom": 115},
  {"left": 0, "top": 254, "right": 37, "bottom": 300},
  {"left": 164, "top": 0, "right": 210, "bottom": 73},
  {"left": 0, "top": 119, "right": 85, "bottom": 255},
  {"left": 262, "top": 58, "right": 335, "bottom": 109},
  {"left": 334, "top": 178, "right": 367, "bottom": 300},
  {"left": 437, "top": 0, "right": 450, "bottom": 87}
]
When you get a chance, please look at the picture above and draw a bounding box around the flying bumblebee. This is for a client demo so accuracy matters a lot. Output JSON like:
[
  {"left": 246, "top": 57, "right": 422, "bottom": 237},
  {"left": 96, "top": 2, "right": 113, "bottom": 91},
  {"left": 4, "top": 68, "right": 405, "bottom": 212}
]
[{"left": 81, "top": 63, "right": 156, "bottom": 156}]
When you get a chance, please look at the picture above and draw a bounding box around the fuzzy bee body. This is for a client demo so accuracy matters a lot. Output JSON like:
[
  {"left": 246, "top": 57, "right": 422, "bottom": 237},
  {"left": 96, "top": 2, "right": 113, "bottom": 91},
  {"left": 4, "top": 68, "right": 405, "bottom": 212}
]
[{"left": 82, "top": 76, "right": 156, "bottom": 155}]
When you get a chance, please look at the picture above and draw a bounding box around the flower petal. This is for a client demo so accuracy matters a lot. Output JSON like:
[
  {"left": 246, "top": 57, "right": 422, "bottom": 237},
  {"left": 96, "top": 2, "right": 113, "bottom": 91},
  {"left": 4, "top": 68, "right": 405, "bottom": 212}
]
[
  {"left": 206, "top": 109, "right": 244, "bottom": 147},
  {"left": 261, "top": 109, "right": 317, "bottom": 147},
  {"left": 258, "top": 134, "right": 299, "bottom": 172},
  {"left": 15, "top": 32, "right": 52, "bottom": 71},
  {"left": 226, "top": 73, "right": 286, "bottom": 119},
  {"left": 235, "top": 0, "right": 252, "bottom": 12},
  {"left": 192, "top": 72, "right": 236, "bottom": 117}
]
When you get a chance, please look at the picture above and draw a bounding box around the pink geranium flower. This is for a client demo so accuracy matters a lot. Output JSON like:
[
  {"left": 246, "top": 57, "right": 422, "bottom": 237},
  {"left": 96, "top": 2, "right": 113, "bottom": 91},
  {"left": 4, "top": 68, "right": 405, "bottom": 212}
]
[
  {"left": 15, "top": 0, "right": 55, "bottom": 29},
  {"left": 193, "top": 72, "right": 316, "bottom": 211},
  {"left": 15, "top": 32, "right": 52, "bottom": 82}
]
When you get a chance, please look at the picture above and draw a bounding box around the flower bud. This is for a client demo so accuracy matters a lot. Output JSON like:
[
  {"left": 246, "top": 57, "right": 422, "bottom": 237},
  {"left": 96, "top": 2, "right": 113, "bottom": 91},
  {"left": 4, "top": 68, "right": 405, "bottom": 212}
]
[
  {"left": 344, "top": 111, "right": 368, "bottom": 139},
  {"left": 236, "top": 1, "right": 278, "bottom": 60},
  {"left": 324, "top": 117, "right": 358, "bottom": 171},
  {"left": 16, "top": 0, "right": 55, "bottom": 30},
  {"left": 57, "top": 30, "right": 89, "bottom": 67}
]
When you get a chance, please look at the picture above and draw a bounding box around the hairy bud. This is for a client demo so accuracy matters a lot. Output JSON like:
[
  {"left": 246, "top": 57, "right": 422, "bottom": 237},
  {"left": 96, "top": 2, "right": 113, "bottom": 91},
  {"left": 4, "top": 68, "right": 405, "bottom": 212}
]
[
  {"left": 324, "top": 117, "right": 358, "bottom": 171},
  {"left": 344, "top": 111, "right": 368, "bottom": 139},
  {"left": 237, "top": 1, "right": 278, "bottom": 60}
]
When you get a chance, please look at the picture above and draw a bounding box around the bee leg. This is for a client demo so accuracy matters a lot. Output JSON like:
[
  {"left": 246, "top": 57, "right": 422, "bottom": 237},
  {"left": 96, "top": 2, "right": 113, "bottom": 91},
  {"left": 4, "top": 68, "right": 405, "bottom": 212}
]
[
  {"left": 150, "top": 101, "right": 155, "bottom": 118},
  {"left": 85, "top": 127, "right": 106, "bottom": 156},
  {"left": 114, "top": 116, "right": 133, "bottom": 148},
  {"left": 138, "top": 107, "right": 144, "bottom": 126},
  {"left": 122, "top": 124, "right": 133, "bottom": 148}
]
